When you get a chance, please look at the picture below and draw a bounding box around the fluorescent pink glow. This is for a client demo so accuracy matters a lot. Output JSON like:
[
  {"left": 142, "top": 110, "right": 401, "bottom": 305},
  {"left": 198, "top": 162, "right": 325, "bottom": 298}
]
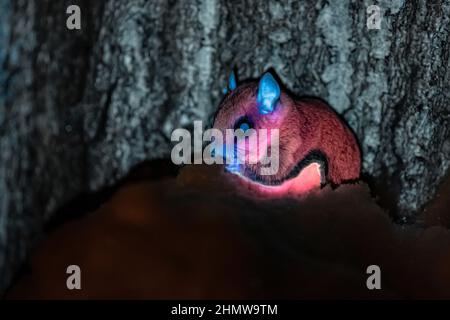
[{"left": 233, "top": 162, "right": 322, "bottom": 197}]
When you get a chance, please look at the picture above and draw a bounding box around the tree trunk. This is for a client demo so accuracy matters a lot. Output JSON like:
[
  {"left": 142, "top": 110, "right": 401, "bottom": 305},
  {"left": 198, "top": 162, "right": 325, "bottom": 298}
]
[{"left": 0, "top": 0, "right": 449, "bottom": 291}]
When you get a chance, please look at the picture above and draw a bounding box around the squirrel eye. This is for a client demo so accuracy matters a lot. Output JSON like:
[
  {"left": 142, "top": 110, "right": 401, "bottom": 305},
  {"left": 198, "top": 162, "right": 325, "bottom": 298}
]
[
  {"left": 239, "top": 122, "right": 250, "bottom": 131},
  {"left": 234, "top": 116, "right": 253, "bottom": 132}
]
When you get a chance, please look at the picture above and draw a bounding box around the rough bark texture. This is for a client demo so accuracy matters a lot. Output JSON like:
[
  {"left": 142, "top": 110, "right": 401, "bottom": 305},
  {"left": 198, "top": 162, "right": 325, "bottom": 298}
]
[{"left": 0, "top": 0, "right": 449, "bottom": 291}]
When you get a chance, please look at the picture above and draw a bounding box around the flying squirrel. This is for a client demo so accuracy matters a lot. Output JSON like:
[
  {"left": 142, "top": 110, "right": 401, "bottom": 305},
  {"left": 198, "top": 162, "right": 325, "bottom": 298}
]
[{"left": 212, "top": 71, "right": 361, "bottom": 196}]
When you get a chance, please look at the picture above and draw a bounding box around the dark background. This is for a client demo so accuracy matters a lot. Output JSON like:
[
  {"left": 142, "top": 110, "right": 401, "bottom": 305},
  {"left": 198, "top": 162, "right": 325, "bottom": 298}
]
[{"left": 0, "top": 0, "right": 449, "bottom": 292}]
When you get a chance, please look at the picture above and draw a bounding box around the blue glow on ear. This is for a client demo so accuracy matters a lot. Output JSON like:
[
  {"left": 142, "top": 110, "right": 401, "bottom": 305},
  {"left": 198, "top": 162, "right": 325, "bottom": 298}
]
[
  {"left": 228, "top": 71, "right": 237, "bottom": 91},
  {"left": 257, "top": 73, "right": 280, "bottom": 115}
]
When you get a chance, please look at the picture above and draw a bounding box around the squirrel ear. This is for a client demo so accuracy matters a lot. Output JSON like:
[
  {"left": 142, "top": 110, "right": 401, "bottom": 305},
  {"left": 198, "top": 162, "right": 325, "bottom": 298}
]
[
  {"left": 228, "top": 70, "right": 237, "bottom": 91},
  {"left": 257, "top": 72, "right": 280, "bottom": 115},
  {"left": 223, "top": 70, "right": 237, "bottom": 94}
]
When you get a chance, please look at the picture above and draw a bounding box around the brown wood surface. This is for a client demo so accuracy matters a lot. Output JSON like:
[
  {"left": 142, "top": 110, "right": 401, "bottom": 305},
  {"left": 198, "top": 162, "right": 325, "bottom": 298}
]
[{"left": 7, "top": 165, "right": 450, "bottom": 299}]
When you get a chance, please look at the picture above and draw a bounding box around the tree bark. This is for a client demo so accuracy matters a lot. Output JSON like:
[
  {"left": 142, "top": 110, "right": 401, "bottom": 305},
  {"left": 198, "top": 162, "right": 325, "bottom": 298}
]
[{"left": 0, "top": 0, "right": 449, "bottom": 291}]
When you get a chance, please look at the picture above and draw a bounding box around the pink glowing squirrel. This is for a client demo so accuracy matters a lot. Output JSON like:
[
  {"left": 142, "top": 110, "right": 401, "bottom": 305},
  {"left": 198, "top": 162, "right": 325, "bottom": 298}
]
[{"left": 213, "top": 71, "right": 361, "bottom": 196}]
